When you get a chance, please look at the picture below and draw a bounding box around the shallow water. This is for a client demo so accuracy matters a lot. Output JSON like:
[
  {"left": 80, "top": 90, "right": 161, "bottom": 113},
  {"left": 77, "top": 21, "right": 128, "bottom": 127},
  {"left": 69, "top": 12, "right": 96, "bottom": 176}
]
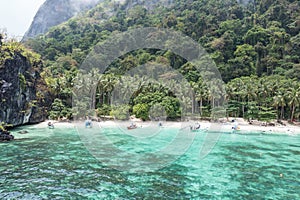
[{"left": 0, "top": 125, "right": 299, "bottom": 199}]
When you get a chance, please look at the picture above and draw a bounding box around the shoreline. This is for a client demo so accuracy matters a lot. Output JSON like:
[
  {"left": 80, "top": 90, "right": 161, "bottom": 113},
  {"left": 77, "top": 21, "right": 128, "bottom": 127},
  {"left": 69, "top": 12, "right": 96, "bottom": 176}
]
[{"left": 20, "top": 119, "right": 300, "bottom": 136}]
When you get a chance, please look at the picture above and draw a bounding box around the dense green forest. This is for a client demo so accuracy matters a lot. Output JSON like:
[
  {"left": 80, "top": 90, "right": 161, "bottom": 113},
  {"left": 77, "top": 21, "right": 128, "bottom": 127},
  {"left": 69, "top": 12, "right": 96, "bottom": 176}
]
[{"left": 22, "top": 0, "right": 300, "bottom": 122}]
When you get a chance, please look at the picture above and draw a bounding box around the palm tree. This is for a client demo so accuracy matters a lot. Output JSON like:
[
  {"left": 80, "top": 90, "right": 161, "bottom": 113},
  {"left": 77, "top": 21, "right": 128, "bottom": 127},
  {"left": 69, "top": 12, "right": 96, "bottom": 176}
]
[
  {"left": 195, "top": 79, "right": 208, "bottom": 117},
  {"left": 190, "top": 81, "right": 197, "bottom": 114},
  {"left": 104, "top": 74, "right": 118, "bottom": 105},
  {"left": 287, "top": 82, "right": 300, "bottom": 122},
  {"left": 273, "top": 92, "right": 286, "bottom": 120}
]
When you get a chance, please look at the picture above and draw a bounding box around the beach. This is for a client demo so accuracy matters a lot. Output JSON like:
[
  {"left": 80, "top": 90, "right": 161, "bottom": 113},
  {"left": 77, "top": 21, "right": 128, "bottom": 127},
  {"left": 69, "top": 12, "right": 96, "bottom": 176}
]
[{"left": 30, "top": 118, "right": 300, "bottom": 136}]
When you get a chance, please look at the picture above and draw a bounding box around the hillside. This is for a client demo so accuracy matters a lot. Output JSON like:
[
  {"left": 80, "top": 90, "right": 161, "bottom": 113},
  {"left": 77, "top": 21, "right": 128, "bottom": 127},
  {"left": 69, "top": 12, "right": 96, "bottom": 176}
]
[
  {"left": 24, "top": 0, "right": 300, "bottom": 121},
  {"left": 23, "top": 0, "right": 174, "bottom": 40},
  {"left": 23, "top": 0, "right": 102, "bottom": 40}
]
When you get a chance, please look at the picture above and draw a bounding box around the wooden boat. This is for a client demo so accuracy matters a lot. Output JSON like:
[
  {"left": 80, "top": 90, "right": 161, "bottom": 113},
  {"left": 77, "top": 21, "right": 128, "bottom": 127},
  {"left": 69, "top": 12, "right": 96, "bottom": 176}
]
[{"left": 127, "top": 125, "right": 137, "bottom": 130}]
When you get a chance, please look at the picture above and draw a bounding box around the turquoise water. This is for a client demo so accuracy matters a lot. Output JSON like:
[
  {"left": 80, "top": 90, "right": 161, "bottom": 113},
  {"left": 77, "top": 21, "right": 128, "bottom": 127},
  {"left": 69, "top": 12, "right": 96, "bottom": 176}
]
[{"left": 0, "top": 125, "right": 299, "bottom": 199}]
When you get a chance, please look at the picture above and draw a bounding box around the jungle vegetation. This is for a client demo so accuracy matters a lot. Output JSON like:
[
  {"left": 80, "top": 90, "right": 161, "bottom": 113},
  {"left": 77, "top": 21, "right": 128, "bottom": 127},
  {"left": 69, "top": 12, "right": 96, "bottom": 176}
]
[{"left": 20, "top": 0, "right": 300, "bottom": 122}]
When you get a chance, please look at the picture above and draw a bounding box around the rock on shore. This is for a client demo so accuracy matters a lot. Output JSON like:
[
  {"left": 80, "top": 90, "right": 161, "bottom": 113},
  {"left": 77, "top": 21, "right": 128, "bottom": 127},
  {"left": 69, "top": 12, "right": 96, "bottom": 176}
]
[{"left": 0, "top": 130, "right": 14, "bottom": 141}]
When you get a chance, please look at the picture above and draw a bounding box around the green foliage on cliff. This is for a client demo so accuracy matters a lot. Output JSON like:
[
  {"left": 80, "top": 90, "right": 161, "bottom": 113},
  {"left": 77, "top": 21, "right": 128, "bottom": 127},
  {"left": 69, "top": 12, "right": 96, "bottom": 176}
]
[
  {"left": 0, "top": 36, "right": 41, "bottom": 67},
  {"left": 25, "top": 0, "right": 300, "bottom": 121},
  {"left": 18, "top": 73, "right": 27, "bottom": 90},
  {"left": 0, "top": 122, "right": 13, "bottom": 131},
  {"left": 0, "top": 33, "right": 49, "bottom": 125}
]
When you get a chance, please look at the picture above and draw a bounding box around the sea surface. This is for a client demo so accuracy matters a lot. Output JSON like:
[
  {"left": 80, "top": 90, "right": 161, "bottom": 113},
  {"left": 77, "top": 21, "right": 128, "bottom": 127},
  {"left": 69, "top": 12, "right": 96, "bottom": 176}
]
[{"left": 0, "top": 125, "right": 299, "bottom": 199}]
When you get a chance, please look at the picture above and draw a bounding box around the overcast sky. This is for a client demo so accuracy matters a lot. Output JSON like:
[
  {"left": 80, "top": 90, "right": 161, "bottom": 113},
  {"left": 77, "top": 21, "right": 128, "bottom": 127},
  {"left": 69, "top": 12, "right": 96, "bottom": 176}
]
[{"left": 0, "top": 0, "right": 46, "bottom": 38}]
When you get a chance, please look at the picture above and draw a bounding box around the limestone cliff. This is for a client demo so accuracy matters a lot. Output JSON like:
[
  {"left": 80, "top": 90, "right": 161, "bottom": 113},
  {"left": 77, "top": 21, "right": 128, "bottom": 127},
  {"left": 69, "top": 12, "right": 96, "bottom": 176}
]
[
  {"left": 23, "top": 0, "right": 174, "bottom": 40},
  {"left": 0, "top": 46, "right": 48, "bottom": 126},
  {"left": 23, "top": 0, "right": 102, "bottom": 40}
]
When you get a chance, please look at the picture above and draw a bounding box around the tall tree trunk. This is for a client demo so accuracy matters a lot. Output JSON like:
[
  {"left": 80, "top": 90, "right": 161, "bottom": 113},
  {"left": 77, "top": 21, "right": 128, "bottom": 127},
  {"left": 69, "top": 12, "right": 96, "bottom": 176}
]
[
  {"left": 200, "top": 99, "right": 203, "bottom": 116},
  {"left": 191, "top": 93, "right": 195, "bottom": 115},
  {"left": 108, "top": 92, "right": 112, "bottom": 106},
  {"left": 291, "top": 104, "right": 295, "bottom": 122},
  {"left": 280, "top": 106, "right": 284, "bottom": 120},
  {"left": 242, "top": 103, "right": 245, "bottom": 118}
]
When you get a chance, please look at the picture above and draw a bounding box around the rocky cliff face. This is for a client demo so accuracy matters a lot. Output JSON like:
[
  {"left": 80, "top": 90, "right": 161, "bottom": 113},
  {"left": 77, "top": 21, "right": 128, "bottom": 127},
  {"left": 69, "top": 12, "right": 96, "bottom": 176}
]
[
  {"left": 23, "top": 0, "right": 174, "bottom": 40},
  {"left": 0, "top": 52, "right": 48, "bottom": 126},
  {"left": 23, "top": 0, "right": 102, "bottom": 40}
]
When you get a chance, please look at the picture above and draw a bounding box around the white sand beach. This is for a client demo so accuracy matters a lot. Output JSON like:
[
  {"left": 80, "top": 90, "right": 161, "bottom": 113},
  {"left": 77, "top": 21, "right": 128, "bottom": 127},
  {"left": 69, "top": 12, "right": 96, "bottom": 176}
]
[{"left": 31, "top": 118, "right": 300, "bottom": 136}]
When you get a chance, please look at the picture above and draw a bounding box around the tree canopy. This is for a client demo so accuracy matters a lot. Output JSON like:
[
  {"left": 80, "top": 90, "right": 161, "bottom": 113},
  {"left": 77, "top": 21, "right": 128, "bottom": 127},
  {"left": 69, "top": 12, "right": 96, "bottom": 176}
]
[{"left": 23, "top": 0, "right": 300, "bottom": 121}]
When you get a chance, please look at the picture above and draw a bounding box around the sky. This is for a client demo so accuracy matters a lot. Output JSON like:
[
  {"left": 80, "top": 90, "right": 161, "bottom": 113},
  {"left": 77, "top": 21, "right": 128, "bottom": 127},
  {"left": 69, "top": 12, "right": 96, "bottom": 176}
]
[{"left": 0, "top": 0, "right": 46, "bottom": 39}]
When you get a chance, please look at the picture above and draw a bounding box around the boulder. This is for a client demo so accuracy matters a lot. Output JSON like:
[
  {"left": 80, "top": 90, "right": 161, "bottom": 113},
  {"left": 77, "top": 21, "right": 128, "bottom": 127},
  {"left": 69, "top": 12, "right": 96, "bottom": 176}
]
[{"left": 0, "top": 130, "right": 14, "bottom": 141}]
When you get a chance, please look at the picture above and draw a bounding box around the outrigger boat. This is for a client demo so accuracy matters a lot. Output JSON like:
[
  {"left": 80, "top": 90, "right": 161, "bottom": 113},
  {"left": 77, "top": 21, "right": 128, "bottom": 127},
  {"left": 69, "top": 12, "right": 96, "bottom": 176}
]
[
  {"left": 190, "top": 122, "right": 201, "bottom": 132},
  {"left": 127, "top": 124, "right": 137, "bottom": 130}
]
